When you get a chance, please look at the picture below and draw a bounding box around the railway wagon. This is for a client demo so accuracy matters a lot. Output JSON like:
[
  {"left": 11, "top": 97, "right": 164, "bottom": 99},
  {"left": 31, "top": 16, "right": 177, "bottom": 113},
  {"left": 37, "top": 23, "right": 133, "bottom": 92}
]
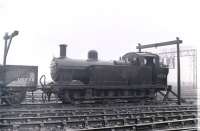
[
  {"left": 0, "top": 65, "right": 38, "bottom": 105},
  {"left": 46, "top": 44, "right": 169, "bottom": 103}
]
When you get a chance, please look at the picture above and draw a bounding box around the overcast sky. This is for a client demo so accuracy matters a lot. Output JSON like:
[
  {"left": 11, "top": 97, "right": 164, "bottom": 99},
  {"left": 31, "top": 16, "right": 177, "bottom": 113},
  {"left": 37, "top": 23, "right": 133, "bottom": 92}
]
[{"left": 0, "top": 0, "right": 199, "bottom": 81}]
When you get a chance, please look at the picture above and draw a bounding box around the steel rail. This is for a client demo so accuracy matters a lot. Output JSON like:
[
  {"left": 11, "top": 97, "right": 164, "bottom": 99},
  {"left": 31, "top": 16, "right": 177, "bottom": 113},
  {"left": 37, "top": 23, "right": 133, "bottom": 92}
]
[
  {"left": 78, "top": 118, "right": 198, "bottom": 131},
  {"left": 0, "top": 115, "right": 197, "bottom": 130},
  {"left": 0, "top": 104, "right": 196, "bottom": 112},
  {"left": 0, "top": 110, "right": 197, "bottom": 129},
  {"left": 0, "top": 109, "right": 197, "bottom": 119}
]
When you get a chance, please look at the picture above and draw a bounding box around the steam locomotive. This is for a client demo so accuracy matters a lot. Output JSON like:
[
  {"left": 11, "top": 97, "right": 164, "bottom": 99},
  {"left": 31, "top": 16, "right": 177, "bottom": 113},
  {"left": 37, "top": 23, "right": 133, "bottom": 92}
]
[{"left": 48, "top": 44, "right": 169, "bottom": 103}]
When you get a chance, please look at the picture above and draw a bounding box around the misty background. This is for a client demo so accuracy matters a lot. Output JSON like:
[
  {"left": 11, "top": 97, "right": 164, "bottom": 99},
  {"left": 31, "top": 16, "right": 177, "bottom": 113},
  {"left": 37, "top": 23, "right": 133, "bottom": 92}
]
[{"left": 0, "top": 0, "right": 199, "bottom": 86}]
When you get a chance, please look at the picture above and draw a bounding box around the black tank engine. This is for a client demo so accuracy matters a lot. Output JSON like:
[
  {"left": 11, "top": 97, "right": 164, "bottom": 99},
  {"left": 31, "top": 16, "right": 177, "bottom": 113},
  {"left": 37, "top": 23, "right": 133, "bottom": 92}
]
[{"left": 49, "top": 44, "right": 168, "bottom": 103}]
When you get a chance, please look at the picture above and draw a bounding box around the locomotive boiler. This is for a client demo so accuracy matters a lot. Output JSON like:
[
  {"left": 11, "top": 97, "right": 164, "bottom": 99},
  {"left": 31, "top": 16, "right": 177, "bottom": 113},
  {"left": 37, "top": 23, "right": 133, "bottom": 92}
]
[{"left": 48, "top": 44, "right": 169, "bottom": 103}]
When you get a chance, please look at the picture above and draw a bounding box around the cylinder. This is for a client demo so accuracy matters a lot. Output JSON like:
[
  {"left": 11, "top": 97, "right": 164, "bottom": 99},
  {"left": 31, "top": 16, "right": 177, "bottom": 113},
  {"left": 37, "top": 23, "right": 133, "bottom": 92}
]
[{"left": 60, "top": 44, "right": 67, "bottom": 57}]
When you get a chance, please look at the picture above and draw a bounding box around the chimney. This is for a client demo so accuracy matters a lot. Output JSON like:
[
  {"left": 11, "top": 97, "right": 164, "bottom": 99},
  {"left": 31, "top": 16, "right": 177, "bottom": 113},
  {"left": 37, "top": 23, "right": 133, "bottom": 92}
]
[{"left": 59, "top": 44, "right": 67, "bottom": 58}]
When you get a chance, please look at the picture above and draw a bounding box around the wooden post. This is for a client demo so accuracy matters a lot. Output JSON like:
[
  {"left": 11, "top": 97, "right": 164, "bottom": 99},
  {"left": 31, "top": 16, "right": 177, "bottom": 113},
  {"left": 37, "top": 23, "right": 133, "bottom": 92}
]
[{"left": 176, "top": 37, "right": 181, "bottom": 105}]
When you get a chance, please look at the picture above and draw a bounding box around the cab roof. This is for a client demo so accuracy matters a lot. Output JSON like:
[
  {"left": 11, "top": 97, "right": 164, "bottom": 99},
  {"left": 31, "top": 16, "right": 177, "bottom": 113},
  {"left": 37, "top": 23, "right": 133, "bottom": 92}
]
[{"left": 122, "top": 52, "right": 159, "bottom": 58}]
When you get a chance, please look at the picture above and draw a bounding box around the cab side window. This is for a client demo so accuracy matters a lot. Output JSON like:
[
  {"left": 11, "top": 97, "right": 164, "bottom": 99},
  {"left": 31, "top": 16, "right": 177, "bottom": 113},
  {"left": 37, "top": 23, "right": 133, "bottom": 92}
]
[
  {"left": 144, "top": 59, "right": 147, "bottom": 65},
  {"left": 144, "top": 57, "right": 156, "bottom": 66}
]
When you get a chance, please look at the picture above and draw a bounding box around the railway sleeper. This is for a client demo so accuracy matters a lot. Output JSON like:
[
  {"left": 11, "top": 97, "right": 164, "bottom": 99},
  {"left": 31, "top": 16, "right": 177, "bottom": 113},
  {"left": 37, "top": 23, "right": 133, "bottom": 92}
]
[
  {"left": 0, "top": 108, "right": 191, "bottom": 117},
  {"left": 0, "top": 109, "right": 197, "bottom": 120},
  {"left": 74, "top": 119, "right": 198, "bottom": 131},
  {"left": 135, "top": 118, "right": 198, "bottom": 131},
  {"left": 0, "top": 105, "right": 197, "bottom": 114},
  {"left": 0, "top": 111, "right": 197, "bottom": 125},
  {"left": 155, "top": 127, "right": 198, "bottom": 131},
  {"left": 0, "top": 110, "right": 197, "bottom": 120},
  {"left": 0, "top": 114, "right": 197, "bottom": 130}
]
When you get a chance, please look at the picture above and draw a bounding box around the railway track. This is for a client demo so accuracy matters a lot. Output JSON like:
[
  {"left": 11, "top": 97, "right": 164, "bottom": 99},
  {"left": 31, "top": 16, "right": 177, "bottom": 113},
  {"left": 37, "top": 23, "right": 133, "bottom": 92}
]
[
  {"left": 0, "top": 104, "right": 198, "bottom": 131},
  {"left": 0, "top": 90, "right": 198, "bottom": 131}
]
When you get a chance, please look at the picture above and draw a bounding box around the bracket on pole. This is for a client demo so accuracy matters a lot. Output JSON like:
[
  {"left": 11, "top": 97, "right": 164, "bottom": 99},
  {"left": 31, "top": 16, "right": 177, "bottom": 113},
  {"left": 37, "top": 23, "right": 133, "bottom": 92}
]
[
  {"left": 136, "top": 38, "right": 182, "bottom": 52},
  {"left": 136, "top": 37, "right": 182, "bottom": 105}
]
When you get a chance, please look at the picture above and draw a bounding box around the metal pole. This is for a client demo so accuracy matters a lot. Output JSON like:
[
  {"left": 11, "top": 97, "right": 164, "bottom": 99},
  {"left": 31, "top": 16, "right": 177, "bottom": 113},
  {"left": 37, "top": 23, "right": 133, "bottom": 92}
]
[
  {"left": 3, "top": 33, "right": 9, "bottom": 66},
  {"left": 176, "top": 37, "right": 181, "bottom": 105},
  {"left": 2, "top": 33, "right": 9, "bottom": 88},
  {"left": 195, "top": 51, "right": 197, "bottom": 89},
  {"left": 1, "top": 31, "right": 19, "bottom": 103},
  {"left": 2, "top": 31, "right": 18, "bottom": 84},
  {"left": 1, "top": 33, "right": 8, "bottom": 103}
]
